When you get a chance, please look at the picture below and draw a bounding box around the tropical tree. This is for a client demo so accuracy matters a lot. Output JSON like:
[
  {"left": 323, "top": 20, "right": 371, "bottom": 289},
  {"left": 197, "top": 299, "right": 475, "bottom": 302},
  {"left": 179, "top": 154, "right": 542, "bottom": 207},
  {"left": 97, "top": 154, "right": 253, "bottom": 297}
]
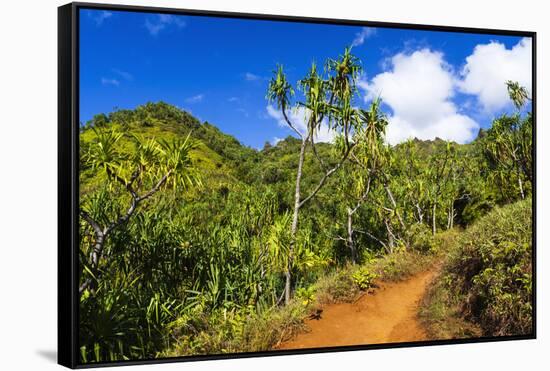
[
  {"left": 483, "top": 81, "right": 532, "bottom": 201},
  {"left": 79, "top": 128, "right": 200, "bottom": 295},
  {"left": 266, "top": 47, "right": 364, "bottom": 304},
  {"left": 337, "top": 98, "right": 388, "bottom": 262},
  {"left": 426, "top": 142, "right": 455, "bottom": 235},
  {"left": 506, "top": 80, "right": 531, "bottom": 111}
]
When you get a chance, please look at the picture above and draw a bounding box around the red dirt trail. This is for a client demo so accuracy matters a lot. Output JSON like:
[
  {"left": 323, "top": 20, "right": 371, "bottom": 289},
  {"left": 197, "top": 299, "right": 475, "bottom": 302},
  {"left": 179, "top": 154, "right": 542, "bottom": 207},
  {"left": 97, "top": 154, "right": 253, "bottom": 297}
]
[{"left": 277, "top": 269, "right": 437, "bottom": 349}]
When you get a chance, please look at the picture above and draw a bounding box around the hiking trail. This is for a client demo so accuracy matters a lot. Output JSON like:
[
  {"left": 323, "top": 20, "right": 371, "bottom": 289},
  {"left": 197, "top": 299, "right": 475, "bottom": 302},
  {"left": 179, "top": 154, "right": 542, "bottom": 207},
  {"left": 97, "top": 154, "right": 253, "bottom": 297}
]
[{"left": 277, "top": 269, "right": 437, "bottom": 349}]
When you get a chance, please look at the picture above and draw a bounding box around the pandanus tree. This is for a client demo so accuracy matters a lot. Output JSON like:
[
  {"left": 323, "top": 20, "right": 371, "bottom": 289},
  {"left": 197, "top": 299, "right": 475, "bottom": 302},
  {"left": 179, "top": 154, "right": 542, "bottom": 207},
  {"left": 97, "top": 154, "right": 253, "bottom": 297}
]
[
  {"left": 426, "top": 142, "right": 455, "bottom": 235},
  {"left": 484, "top": 81, "right": 532, "bottom": 201},
  {"left": 337, "top": 98, "right": 388, "bottom": 262},
  {"left": 402, "top": 140, "right": 429, "bottom": 225},
  {"left": 266, "top": 48, "right": 364, "bottom": 304},
  {"left": 79, "top": 128, "right": 200, "bottom": 295},
  {"left": 506, "top": 80, "right": 531, "bottom": 111}
]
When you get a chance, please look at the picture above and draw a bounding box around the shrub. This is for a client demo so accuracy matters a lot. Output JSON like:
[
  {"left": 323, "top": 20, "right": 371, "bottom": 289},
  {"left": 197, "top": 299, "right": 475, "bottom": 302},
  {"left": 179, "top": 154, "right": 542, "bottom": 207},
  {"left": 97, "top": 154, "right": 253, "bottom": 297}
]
[
  {"left": 443, "top": 199, "right": 532, "bottom": 336},
  {"left": 295, "top": 286, "right": 316, "bottom": 306},
  {"left": 407, "top": 223, "right": 436, "bottom": 252},
  {"left": 351, "top": 267, "right": 379, "bottom": 290}
]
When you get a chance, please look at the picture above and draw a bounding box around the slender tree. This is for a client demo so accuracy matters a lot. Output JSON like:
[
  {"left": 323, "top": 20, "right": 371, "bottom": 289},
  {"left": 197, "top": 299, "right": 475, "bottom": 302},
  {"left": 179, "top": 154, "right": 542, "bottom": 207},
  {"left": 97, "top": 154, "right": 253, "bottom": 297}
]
[
  {"left": 266, "top": 48, "right": 363, "bottom": 304},
  {"left": 483, "top": 81, "right": 532, "bottom": 201},
  {"left": 338, "top": 98, "right": 388, "bottom": 262}
]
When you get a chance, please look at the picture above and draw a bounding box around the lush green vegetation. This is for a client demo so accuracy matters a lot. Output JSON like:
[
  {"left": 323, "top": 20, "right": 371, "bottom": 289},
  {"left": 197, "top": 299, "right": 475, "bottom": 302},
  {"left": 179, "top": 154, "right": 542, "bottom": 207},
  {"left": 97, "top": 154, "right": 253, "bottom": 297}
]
[
  {"left": 78, "top": 49, "right": 533, "bottom": 362},
  {"left": 420, "top": 199, "right": 532, "bottom": 338}
]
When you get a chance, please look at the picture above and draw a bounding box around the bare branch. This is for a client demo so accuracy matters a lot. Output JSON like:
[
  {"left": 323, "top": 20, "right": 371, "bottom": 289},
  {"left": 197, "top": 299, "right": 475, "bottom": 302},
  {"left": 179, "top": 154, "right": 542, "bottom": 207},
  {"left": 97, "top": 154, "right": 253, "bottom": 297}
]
[
  {"left": 80, "top": 210, "right": 104, "bottom": 235},
  {"left": 138, "top": 170, "right": 172, "bottom": 202},
  {"left": 106, "top": 166, "right": 129, "bottom": 189},
  {"left": 128, "top": 167, "right": 142, "bottom": 188},
  {"left": 282, "top": 109, "right": 303, "bottom": 140},
  {"left": 105, "top": 196, "right": 138, "bottom": 236},
  {"left": 310, "top": 133, "right": 328, "bottom": 171},
  {"left": 355, "top": 229, "right": 388, "bottom": 249},
  {"left": 104, "top": 170, "right": 172, "bottom": 235},
  {"left": 299, "top": 142, "right": 356, "bottom": 208}
]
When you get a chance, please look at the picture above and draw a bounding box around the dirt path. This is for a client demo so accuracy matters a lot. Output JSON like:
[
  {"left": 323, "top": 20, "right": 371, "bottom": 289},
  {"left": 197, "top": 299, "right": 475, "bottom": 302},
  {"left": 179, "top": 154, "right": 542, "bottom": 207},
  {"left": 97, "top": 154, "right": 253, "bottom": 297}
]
[{"left": 277, "top": 269, "right": 437, "bottom": 349}]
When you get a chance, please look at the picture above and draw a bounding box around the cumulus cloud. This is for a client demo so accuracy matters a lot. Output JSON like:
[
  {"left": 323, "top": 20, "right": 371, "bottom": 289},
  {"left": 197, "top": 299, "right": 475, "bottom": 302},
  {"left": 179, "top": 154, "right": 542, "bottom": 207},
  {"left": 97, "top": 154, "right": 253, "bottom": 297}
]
[
  {"left": 101, "top": 77, "right": 120, "bottom": 86},
  {"left": 271, "top": 137, "right": 284, "bottom": 146},
  {"left": 145, "top": 14, "right": 186, "bottom": 36},
  {"left": 89, "top": 11, "right": 113, "bottom": 26},
  {"left": 458, "top": 37, "right": 532, "bottom": 113},
  {"left": 351, "top": 27, "right": 377, "bottom": 47},
  {"left": 361, "top": 49, "right": 479, "bottom": 144},
  {"left": 236, "top": 108, "right": 249, "bottom": 117},
  {"left": 244, "top": 72, "right": 261, "bottom": 81},
  {"left": 112, "top": 68, "right": 133, "bottom": 81},
  {"left": 185, "top": 94, "right": 204, "bottom": 104},
  {"left": 266, "top": 105, "right": 336, "bottom": 143}
]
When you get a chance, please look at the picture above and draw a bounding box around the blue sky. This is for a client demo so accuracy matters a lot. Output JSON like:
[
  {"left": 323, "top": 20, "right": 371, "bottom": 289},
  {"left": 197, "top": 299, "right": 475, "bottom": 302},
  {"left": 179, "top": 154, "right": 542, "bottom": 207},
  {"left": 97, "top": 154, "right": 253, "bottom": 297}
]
[{"left": 80, "top": 8, "right": 532, "bottom": 148}]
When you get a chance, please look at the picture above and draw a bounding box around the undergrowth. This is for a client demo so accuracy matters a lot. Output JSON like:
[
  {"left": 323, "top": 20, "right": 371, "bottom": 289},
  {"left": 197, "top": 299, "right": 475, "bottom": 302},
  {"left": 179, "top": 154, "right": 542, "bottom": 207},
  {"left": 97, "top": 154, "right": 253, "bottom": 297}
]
[
  {"left": 420, "top": 199, "right": 533, "bottom": 339},
  {"left": 162, "top": 247, "right": 439, "bottom": 356}
]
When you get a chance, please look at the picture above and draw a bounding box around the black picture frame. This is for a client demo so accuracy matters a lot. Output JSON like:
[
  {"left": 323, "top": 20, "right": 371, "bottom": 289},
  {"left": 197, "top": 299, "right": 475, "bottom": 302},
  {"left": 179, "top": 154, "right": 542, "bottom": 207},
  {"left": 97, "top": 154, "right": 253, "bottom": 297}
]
[{"left": 58, "top": 2, "right": 537, "bottom": 368}]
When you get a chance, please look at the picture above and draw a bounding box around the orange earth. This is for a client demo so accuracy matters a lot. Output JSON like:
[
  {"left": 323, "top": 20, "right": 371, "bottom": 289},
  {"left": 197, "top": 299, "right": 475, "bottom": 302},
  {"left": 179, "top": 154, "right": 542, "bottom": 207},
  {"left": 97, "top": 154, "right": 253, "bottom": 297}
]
[{"left": 277, "top": 269, "right": 437, "bottom": 349}]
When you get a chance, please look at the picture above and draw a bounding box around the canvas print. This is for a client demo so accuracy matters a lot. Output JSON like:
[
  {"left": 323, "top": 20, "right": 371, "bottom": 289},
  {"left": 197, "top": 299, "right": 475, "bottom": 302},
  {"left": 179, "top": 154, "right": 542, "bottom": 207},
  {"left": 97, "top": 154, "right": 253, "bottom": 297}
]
[{"left": 77, "top": 7, "right": 534, "bottom": 364}]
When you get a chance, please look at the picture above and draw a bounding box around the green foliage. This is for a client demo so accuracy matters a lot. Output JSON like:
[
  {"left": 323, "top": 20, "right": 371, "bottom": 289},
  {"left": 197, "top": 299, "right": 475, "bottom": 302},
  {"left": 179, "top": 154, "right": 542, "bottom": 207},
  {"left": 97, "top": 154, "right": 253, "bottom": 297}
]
[
  {"left": 295, "top": 286, "right": 317, "bottom": 306},
  {"left": 351, "top": 267, "right": 379, "bottom": 290},
  {"left": 407, "top": 224, "right": 436, "bottom": 252},
  {"left": 436, "top": 200, "right": 532, "bottom": 336}
]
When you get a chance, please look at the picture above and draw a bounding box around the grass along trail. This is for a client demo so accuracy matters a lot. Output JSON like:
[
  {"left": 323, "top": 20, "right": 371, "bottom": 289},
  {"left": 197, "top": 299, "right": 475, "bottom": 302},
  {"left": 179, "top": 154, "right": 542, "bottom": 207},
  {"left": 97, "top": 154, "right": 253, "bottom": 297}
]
[{"left": 277, "top": 268, "right": 438, "bottom": 349}]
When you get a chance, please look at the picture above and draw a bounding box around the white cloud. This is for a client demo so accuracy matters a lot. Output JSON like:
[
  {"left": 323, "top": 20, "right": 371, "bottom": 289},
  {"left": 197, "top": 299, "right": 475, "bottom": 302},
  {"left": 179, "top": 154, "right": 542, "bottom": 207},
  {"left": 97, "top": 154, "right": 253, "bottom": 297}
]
[
  {"left": 266, "top": 105, "right": 336, "bottom": 143},
  {"left": 352, "top": 27, "right": 377, "bottom": 47},
  {"left": 112, "top": 68, "right": 133, "bottom": 81},
  {"left": 145, "top": 14, "right": 186, "bottom": 36},
  {"left": 90, "top": 11, "right": 112, "bottom": 26},
  {"left": 236, "top": 108, "right": 249, "bottom": 117},
  {"left": 228, "top": 97, "right": 239, "bottom": 103},
  {"left": 458, "top": 37, "right": 532, "bottom": 113},
  {"left": 185, "top": 94, "right": 204, "bottom": 104},
  {"left": 271, "top": 137, "right": 284, "bottom": 146},
  {"left": 362, "top": 49, "right": 478, "bottom": 144},
  {"left": 101, "top": 77, "right": 120, "bottom": 87},
  {"left": 244, "top": 72, "right": 261, "bottom": 81}
]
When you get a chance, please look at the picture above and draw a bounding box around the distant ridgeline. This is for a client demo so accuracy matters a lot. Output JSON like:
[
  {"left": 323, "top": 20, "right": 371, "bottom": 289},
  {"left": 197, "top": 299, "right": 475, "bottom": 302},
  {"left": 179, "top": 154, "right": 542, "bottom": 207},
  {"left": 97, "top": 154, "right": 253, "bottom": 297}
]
[
  {"left": 80, "top": 101, "right": 486, "bottom": 192},
  {"left": 82, "top": 102, "right": 256, "bottom": 170}
]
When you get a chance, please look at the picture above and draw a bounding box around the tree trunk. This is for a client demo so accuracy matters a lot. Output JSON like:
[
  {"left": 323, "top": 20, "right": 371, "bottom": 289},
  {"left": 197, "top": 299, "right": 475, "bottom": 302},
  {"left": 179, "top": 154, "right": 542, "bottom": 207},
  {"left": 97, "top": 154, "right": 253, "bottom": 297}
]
[
  {"left": 415, "top": 203, "right": 423, "bottom": 224},
  {"left": 347, "top": 207, "right": 356, "bottom": 264},
  {"left": 90, "top": 232, "right": 105, "bottom": 268},
  {"left": 432, "top": 202, "right": 437, "bottom": 236},
  {"left": 518, "top": 175, "right": 525, "bottom": 200},
  {"left": 286, "top": 138, "right": 308, "bottom": 305},
  {"left": 447, "top": 204, "right": 454, "bottom": 230},
  {"left": 80, "top": 231, "right": 105, "bottom": 294},
  {"left": 384, "top": 218, "right": 395, "bottom": 254},
  {"left": 385, "top": 185, "right": 405, "bottom": 231},
  {"left": 513, "top": 156, "right": 526, "bottom": 200},
  {"left": 450, "top": 206, "right": 454, "bottom": 229}
]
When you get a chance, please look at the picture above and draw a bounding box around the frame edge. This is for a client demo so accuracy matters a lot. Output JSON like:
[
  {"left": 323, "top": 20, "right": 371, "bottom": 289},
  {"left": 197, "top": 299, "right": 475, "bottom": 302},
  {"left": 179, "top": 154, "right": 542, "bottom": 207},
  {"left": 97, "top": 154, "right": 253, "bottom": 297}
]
[{"left": 58, "top": 2, "right": 78, "bottom": 369}]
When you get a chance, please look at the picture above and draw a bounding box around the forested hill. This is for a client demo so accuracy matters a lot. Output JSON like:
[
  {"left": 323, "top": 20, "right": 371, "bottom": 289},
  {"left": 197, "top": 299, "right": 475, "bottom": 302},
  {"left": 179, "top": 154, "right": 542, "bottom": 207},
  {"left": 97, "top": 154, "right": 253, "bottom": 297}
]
[
  {"left": 81, "top": 102, "right": 258, "bottom": 181},
  {"left": 80, "top": 101, "right": 515, "bottom": 230},
  {"left": 81, "top": 101, "right": 477, "bottom": 189}
]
